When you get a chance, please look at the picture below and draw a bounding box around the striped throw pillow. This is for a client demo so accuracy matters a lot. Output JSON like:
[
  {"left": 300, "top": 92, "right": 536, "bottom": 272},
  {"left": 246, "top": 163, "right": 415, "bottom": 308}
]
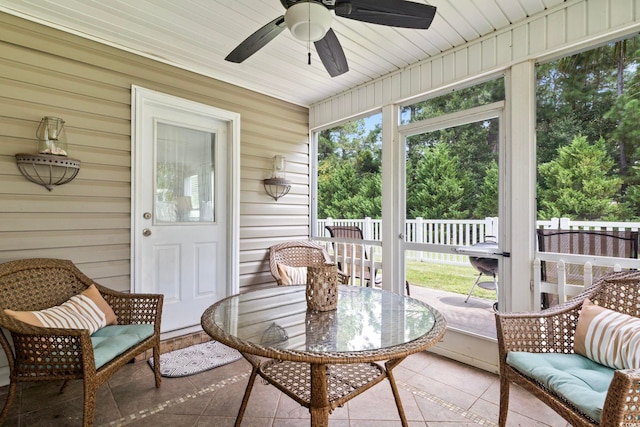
[
  {"left": 277, "top": 264, "right": 307, "bottom": 285},
  {"left": 4, "top": 284, "right": 117, "bottom": 334},
  {"left": 574, "top": 298, "right": 640, "bottom": 370}
]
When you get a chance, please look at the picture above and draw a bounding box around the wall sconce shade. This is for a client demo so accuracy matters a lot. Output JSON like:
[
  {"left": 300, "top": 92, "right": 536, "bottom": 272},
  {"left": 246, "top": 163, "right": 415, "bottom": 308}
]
[
  {"left": 16, "top": 154, "right": 80, "bottom": 191},
  {"left": 15, "top": 116, "right": 80, "bottom": 191},
  {"left": 36, "top": 116, "right": 68, "bottom": 156},
  {"left": 264, "top": 177, "right": 291, "bottom": 201},
  {"left": 263, "top": 155, "right": 291, "bottom": 201}
]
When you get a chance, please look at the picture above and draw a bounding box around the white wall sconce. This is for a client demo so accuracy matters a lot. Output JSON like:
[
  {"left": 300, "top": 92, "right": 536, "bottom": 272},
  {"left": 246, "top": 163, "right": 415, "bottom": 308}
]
[
  {"left": 263, "top": 155, "right": 291, "bottom": 201},
  {"left": 15, "top": 116, "right": 81, "bottom": 191}
]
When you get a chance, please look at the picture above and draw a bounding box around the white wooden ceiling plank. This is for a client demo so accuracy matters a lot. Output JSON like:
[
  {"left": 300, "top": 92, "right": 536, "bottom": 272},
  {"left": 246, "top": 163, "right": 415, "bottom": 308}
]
[
  {"left": 517, "top": 0, "right": 546, "bottom": 17},
  {"left": 542, "top": 0, "right": 566, "bottom": 9},
  {"left": 425, "top": 7, "right": 470, "bottom": 47},
  {"left": 122, "top": 1, "right": 347, "bottom": 100},
  {"left": 449, "top": 0, "right": 497, "bottom": 36},
  {"left": 464, "top": 0, "right": 512, "bottom": 32},
  {"left": 493, "top": 0, "right": 528, "bottom": 24},
  {"left": 430, "top": 1, "right": 481, "bottom": 42},
  {"left": 409, "top": 27, "right": 455, "bottom": 56},
  {"left": 332, "top": 20, "right": 431, "bottom": 69}
]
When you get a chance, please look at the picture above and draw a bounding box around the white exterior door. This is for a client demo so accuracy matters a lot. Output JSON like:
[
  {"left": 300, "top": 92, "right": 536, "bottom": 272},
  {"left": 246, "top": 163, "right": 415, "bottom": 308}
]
[{"left": 132, "top": 86, "right": 239, "bottom": 333}]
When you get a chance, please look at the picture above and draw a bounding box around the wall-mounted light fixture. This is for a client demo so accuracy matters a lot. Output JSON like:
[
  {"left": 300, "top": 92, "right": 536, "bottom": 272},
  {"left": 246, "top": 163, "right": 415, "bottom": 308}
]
[
  {"left": 263, "top": 155, "right": 291, "bottom": 201},
  {"left": 15, "top": 116, "right": 80, "bottom": 191}
]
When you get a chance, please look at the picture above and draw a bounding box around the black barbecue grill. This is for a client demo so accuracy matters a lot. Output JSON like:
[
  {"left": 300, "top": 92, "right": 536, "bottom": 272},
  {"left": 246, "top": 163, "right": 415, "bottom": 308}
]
[{"left": 464, "top": 237, "right": 499, "bottom": 311}]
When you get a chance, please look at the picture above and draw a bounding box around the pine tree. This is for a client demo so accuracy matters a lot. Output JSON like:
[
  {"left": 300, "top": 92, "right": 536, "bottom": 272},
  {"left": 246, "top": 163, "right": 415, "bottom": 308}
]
[{"left": 538, "top": 136, "right": 623, "bottom": 220}]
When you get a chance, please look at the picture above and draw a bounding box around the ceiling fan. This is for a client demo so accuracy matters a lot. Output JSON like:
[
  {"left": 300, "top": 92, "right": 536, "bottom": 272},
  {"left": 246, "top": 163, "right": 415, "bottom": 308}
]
[{"left": 225, "top": 0, "right": 437, "bottom": 77}]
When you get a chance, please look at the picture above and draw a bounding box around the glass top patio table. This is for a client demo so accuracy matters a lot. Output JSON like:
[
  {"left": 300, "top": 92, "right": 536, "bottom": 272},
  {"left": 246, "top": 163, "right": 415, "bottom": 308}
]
[
  {"left": 202, "top": 285, "right": 443, "bottom": 360},
  {"left": 201, "top": 285, "right": 446, "bottom": 427}
]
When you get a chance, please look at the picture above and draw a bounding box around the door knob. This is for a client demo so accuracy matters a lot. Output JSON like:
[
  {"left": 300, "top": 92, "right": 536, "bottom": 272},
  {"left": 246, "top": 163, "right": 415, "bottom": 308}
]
[{"left": 142, "top": 228, "right": 152, "bottom": 237}]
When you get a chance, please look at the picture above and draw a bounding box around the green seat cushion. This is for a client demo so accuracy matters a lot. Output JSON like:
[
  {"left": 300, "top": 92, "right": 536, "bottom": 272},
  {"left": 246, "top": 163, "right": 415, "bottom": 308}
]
[
  {"left": 507, "top": 352, "right": 614, "bottom": 423},
  {"left": 90, "top": 324, "right": 154, "bottom": 369}
]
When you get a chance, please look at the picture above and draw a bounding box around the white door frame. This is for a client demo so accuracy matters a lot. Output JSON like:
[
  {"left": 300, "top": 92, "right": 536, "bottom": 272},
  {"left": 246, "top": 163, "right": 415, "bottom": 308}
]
[
  {"left": 389, "top": 101, "right": 507, "bottom": 303},
  {"left": 131, "top": 86, "right": 240, "bottom": 335},
  {"left": 382, "top": 101, "right": 507, "bottom": 373}
]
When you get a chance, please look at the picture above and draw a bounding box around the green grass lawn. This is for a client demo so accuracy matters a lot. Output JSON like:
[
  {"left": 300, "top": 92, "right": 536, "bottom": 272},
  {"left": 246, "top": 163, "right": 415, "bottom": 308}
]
[{"left": 405, "top": 260, "right": 496, "bottom": 300}]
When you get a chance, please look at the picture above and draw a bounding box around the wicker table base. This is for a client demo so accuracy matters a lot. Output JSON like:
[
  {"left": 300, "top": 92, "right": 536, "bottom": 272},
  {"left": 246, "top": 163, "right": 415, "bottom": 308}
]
[
  {"left": 236, "top": 353, "right": 406, "bottom": 427},
  {"left": 202, "top": 286, "right": 446, "bottom": 427}
]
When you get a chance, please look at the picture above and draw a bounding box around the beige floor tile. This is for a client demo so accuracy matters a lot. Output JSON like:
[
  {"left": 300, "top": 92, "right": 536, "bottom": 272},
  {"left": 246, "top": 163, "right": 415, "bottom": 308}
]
[{"left": 0, "top": 349, "right": 577, "bottom": 427}]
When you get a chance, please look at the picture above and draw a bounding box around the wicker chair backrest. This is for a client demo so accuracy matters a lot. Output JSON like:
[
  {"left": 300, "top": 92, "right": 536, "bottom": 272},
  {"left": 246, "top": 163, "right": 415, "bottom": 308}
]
[
  {"left": 269, "top": 241, "right": 332, "bottom": 284},
  {"left": 586, "top": 270, "right": 640, "bottom": 317},
  {"left": 0, "top": 258, "right": 92, "bottom": 311}
]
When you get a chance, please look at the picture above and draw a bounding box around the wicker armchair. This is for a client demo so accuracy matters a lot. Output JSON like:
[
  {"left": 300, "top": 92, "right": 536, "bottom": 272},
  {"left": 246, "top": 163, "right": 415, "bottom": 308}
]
[
  {"left": 495, "top": 270, "right": 640, "bottom": 426},
  {"left": 269, "top": 241, "right": 349, "bottom": 285},
  {"left": 0, "top": 258, "right": 163, "bottom": 426}
]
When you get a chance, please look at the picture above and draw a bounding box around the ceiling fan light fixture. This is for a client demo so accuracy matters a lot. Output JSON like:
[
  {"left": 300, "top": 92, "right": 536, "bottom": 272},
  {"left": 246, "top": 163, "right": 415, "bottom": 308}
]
[{"left": 285, "top": 1, "right": 332, "bottom": 42}]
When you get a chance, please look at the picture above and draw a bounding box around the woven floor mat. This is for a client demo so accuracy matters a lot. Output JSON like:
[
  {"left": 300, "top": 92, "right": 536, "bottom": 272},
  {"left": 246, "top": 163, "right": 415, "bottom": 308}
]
[{"left": 148, "top": 340, "right": 242, "bottom": 378}]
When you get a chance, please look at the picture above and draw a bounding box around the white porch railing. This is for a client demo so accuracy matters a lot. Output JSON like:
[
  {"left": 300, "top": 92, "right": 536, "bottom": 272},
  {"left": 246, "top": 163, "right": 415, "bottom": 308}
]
[
  {"left": 532, "top": 253, "right": 640, "bottom": 310},
  {"left": 315, "top": 217, "right": 640, "bottom": 308},
  {"left": 318, "top": 216, "right": 499, "bottom": 266}
]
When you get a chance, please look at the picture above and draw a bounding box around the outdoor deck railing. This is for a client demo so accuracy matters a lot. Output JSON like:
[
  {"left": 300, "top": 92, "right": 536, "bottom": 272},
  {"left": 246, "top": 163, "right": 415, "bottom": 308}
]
[
  {"left": 317, "top": 216, "right": 640, "bottom": 265},
  {"left": 315, "top": 217, "right": 640, "bottom": 307}
]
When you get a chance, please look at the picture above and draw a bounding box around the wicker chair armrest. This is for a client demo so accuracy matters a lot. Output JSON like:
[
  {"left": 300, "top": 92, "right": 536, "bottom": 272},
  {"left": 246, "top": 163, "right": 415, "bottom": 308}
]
[
  {"left": 94, "top": 284, "right": 163, "bottom": 326},
  {"left": 601, "top": 369, "right": 640, "bottom": 425},
  {"left": 495, "top": 296, "right": 586, "bottom": 355},
  {"left": 0, "top": 313, "right": 95, "bottom": 376},
  {"left": 0, "top": 311, "right": 91, "bottom": 340}
]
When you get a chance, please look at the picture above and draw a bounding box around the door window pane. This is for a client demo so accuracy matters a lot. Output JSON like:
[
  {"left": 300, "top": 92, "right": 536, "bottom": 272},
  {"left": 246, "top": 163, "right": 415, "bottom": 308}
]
[{"left": 155, "top": 123, "right": 215, "bottom": 223}]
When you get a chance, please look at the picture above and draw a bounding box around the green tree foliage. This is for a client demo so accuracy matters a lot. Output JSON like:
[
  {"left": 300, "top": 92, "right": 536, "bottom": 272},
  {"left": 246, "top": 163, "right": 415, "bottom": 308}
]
[
  {"left": 537, "top": 136, "right": 624, "bottom": 220},
  {"left": 402, "top": 80, "right": 503, "bottom": 183},
  {"left": 624, "top": 165, "right": 640, "bottom": 219},
  {"left": 473, "top": 160, "right": 499, "bottom": 218},
  {"left": 537, "top": 38, "right": 640, "bottom": 220},
  {"left": 605, "top": 95, "right": 640, "bottom": 179},
  {"left": 318, "top": 160, "right": 382, "bottom": 219},
  {"left": 317, "top": 37, "right": 640, "bottom": 223},
  {"left": 406, "top": 143, "right": 473, "bottom": 219},
  {"left": 317, "top": 116, "right": 382, "bottom": 219}
]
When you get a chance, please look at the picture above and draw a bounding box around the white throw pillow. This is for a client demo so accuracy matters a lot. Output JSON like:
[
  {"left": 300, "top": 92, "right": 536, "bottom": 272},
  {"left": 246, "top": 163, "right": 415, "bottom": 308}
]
[{"left": 277, "top": 264, "right": 307, "bottom": 285}]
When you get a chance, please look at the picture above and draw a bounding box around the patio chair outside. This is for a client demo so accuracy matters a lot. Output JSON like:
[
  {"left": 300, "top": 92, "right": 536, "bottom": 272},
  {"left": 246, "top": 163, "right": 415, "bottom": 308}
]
[
  {"left": 324, "top": 225, "right": 410, "bottom": 295},
  {"left": 536, "top": 229, "right": 639, "bottom": 307}
]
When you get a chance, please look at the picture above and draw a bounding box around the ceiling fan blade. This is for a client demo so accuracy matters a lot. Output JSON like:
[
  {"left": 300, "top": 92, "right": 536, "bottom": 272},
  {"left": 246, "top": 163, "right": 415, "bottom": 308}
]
[
  {"left": 225, "top": 16, "right": 286, "bottom": 63},
  {"left": 336, "top": 0, "right": 437, "bottom": 29},
  {"left": 314, "top": 28, "right": 349, "bottom": 77}
]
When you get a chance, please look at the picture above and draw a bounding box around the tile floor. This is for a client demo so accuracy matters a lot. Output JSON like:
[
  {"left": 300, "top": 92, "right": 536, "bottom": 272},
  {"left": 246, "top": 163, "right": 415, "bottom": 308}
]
[{"left": 0, "top": 350, "right": 571, "bottom": 426}]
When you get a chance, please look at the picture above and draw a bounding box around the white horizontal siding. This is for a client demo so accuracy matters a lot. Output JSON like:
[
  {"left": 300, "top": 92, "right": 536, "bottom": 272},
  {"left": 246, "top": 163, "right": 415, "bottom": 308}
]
[{"left": 310, "top": 0, "right": 640, "bottom": 128}]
